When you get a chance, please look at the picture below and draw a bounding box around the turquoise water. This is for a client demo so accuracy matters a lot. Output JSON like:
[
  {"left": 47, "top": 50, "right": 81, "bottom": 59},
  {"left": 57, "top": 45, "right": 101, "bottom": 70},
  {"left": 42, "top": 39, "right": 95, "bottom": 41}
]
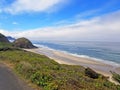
[{"left": 34, "top": 41, "right": 120, "bottom": 65}]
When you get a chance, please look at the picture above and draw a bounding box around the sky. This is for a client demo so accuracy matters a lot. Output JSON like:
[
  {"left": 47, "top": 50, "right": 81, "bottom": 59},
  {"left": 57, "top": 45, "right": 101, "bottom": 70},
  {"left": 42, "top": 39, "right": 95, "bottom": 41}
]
[{"left": 0, "top": 0, "right": 120, "bottom": 42}]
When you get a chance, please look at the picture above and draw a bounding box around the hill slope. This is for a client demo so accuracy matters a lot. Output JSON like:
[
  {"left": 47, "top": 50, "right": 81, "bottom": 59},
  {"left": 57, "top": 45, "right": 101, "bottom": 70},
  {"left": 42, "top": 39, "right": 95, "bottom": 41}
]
[
  {"left": 13, "top": 37, "right": 36, "bottom": 49},
  {"left": 0, "top": 33, "right": 9, "bottom": 43},
  {"left": 0, "top": 49, "right": 120, "bottom": 90}
]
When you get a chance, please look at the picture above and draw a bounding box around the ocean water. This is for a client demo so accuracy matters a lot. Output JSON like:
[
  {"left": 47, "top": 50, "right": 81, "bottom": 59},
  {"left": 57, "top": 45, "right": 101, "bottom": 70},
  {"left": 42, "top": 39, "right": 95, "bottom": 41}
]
[{"left": 34, "top": 41, "right": 120, "bottom": 65}]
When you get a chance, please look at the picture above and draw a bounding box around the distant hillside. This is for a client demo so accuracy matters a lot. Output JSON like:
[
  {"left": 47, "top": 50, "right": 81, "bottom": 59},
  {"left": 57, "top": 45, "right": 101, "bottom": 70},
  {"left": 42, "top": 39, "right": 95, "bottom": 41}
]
[
  {"left": 13, "top": 37, "right": 36, "bottom": 49},
  {"left": 0, "top": 33, "right": 36, "bottom": 49},
  {"left": 0, "top": 33, "right": 9, "bottom": 43},
  {"left": 7, "top": 36, "right": 16, "bottom": 42}
]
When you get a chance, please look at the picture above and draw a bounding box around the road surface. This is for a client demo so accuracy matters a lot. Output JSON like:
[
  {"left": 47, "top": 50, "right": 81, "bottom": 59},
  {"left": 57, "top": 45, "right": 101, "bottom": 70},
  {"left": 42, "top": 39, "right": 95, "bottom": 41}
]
[{"left": 0, "top": 63, "right": 34, "bottom": 90}]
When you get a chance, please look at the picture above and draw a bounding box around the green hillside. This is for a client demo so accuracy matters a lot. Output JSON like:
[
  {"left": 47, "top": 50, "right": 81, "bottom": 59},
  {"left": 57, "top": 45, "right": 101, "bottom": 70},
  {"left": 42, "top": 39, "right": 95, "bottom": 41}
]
[{"left": 0, "top": 43, "right": 120, "bottom": 90}]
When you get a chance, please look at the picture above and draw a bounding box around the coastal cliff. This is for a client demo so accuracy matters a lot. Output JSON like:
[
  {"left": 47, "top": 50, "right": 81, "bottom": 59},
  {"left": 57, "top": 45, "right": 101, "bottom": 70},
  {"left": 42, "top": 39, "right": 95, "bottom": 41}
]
[
  {"left": 13, "top": 37, "right": 36, "bottom": 49},
  {"left": 0, "top": 33, "right": 9, "bottom": 43}
]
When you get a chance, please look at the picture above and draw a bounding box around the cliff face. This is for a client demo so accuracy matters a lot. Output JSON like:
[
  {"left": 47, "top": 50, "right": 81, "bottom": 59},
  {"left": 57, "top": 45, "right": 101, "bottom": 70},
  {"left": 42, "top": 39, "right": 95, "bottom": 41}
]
[
  {"left": 0, "top": 33, "right": 9, "bottom": 43},
  {"left": 13, "top": 37, "right": 36, "bottom": 49}
]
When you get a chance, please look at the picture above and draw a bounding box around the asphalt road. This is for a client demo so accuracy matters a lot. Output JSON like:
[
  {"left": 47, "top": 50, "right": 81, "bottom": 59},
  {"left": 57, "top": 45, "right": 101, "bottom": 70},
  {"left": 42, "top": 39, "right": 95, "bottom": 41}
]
[{"left": 0, "top": 63, "right": 34, "bottom": 90}]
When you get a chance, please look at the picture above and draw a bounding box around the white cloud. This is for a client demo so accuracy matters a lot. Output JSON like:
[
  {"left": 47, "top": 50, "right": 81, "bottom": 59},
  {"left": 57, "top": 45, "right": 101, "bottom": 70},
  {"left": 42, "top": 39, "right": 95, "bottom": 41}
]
[
  {"left": 12, "top": 22, "right": 18, "bottom": 25},
  {"left": 0, "top": 29, "right": 12, "bottom": 36},
  {"left": 4, "top": 0, "right": 66, "bottom": 14},
  {"left": 1, "top": 10, "right": 120, "bottom": 42},
  {"left": 0, "top": 9, "right": 2, "bottom": 13}
]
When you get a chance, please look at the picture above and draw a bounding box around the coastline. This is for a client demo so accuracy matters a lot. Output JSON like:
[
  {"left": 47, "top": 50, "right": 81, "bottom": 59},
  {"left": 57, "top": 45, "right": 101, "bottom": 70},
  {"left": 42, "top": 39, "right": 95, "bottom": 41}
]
[{"left": 24, "top": 47, "right": 120, "bottom": 84}]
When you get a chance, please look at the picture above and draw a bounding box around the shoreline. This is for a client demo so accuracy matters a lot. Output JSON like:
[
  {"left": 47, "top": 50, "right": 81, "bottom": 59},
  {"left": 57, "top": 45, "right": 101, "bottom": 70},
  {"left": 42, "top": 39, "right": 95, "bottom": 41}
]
[
  {"left": 24, "top": 47, "right": 120, "bottom": 84},
  {"left": 33, "top": 44, "right": 120, "bottom": 67}
]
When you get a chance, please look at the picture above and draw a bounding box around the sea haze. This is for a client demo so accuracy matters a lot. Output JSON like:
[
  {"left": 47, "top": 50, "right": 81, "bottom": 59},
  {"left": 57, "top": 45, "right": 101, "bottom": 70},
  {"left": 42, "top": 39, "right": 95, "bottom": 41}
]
[{"left": 34, "top": 41, "right": 120, "bottom": 65}]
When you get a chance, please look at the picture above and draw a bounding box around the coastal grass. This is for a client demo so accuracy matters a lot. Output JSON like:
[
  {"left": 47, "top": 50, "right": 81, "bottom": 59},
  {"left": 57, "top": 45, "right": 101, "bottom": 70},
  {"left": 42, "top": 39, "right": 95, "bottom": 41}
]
[
  {"left": 112, "top": 72, "right": 120, "bottom": 83},
  {"left": 0, "top": 42, "right": 12, "bottom": 48},
  {"left": 0, "top": 44, "right": 120, "bottom": 90}
]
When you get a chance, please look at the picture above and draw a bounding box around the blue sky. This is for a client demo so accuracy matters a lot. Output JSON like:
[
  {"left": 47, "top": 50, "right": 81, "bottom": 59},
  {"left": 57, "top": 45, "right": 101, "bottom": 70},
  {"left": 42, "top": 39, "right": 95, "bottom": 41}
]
[{"left": 0, "top": 0, "right": 120, "bottom": 41}]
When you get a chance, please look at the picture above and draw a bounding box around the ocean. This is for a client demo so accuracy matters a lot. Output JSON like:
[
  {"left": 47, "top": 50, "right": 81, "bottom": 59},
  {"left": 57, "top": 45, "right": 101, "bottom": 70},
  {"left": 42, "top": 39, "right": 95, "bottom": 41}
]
[{"left": 33, "top": 41, "right": 120, "bottom": 66}]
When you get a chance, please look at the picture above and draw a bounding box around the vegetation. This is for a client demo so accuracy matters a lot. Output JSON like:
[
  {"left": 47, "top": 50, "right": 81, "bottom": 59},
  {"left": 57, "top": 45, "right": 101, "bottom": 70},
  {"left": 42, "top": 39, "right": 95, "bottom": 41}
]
[
  {"left": 0, "top": 45, "right": 120, "bottom": 90},
  {"left": 85, "top": 67, "right": 100, "bottom": 79},
  {"left": 112, "top": 72, "right": 120, "bottom": 83},
  {"left": 0, "top": 42, "right": 12, "bottom": 48}
]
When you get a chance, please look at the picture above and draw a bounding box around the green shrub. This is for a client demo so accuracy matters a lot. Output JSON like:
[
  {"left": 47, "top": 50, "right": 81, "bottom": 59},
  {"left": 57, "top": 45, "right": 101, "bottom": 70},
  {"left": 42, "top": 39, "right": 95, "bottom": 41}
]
[
  {"left": 30, "top": 71, "right": 53, "bottom": 87},
  {"left": 112, "top": 72, "right": 120, "bottom": 83},
  {"left": 85, "top": 67, "right": 100, "bottom": 79}
]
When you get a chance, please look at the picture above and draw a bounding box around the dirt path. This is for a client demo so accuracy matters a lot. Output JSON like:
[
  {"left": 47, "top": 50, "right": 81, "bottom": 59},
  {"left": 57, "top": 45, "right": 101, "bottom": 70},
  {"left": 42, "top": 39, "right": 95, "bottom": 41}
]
[{"left": 0, "top": 63, "right": 34, "bottom": 90}]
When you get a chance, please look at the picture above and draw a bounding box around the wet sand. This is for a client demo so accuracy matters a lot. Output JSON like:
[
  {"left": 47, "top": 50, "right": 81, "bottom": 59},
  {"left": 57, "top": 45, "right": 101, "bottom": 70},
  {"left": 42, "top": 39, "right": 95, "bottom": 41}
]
[{"left": 24, "top": 47, "right": 120, "bottom": 84}]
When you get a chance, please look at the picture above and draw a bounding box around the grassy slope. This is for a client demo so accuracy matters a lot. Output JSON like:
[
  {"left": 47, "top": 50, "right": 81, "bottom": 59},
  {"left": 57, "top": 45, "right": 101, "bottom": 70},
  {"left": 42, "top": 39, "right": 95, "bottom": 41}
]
[
  {"left": 112, "top": 72, "right": 120, "bottom": 83},
  {"left": 0, "top": 42, "right": 12, "bottom": 48},
  {"left": 0, "top": 43, "right": 120, "bottom": 90}
]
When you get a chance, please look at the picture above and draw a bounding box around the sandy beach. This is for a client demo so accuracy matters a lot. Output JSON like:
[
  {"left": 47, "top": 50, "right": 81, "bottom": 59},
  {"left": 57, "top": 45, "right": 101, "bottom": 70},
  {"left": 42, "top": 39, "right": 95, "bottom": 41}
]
[{"left": 24, "top": 47, "right": 120, "bottom": 84}]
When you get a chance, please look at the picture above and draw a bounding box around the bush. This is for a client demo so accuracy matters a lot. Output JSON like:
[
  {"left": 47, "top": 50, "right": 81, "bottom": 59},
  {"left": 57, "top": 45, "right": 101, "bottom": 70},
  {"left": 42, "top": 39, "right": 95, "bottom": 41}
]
[
  {"left": 30, "top": 71, "right": 53, "bottom": 87},
  {"left": 111, "top": 72, "right": 120, "bottom": 83},
  {"left": 85, "top": 67, "right": 100, "bottom": 79}
]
